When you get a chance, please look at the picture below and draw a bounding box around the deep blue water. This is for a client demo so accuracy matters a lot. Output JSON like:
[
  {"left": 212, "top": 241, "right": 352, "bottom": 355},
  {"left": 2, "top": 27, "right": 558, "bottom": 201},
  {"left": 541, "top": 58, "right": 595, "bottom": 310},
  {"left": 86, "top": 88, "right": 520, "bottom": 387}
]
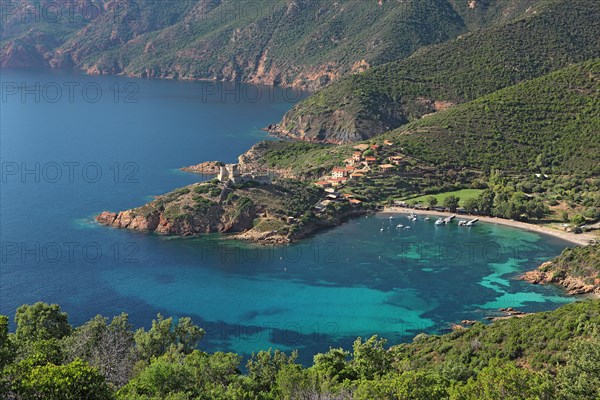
[{"left": 0, "top": 69, "right": 575, "bottom": 364}]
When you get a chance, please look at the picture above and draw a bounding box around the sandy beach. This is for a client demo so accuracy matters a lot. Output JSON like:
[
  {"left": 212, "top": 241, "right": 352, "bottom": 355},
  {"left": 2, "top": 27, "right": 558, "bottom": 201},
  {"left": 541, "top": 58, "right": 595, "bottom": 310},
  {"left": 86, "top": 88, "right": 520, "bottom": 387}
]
[{"left": 382, "top": 207, "right": 597, "bottom": 247}]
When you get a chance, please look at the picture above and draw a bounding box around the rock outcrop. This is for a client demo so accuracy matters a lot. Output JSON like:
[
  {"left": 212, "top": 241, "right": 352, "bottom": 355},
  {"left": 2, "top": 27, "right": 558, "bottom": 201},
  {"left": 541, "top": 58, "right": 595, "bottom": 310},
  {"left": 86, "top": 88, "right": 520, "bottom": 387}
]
[{"left": 521, "top": 261, "right": 600, "bottom": 296}]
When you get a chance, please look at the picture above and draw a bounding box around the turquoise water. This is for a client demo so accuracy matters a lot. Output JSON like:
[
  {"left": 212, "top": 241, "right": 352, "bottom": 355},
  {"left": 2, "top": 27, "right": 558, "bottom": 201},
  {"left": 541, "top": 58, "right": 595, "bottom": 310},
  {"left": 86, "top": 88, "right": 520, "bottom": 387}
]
[{"left": 0, "top": 69, "right": 575, "bottom": 364}]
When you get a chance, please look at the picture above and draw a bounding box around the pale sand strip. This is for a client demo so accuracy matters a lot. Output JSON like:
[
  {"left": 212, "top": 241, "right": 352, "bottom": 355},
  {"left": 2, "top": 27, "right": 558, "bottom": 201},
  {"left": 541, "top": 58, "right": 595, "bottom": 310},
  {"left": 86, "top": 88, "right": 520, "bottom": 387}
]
[{"left": 382, "top": 207, "right": 596, "bottom": 246}]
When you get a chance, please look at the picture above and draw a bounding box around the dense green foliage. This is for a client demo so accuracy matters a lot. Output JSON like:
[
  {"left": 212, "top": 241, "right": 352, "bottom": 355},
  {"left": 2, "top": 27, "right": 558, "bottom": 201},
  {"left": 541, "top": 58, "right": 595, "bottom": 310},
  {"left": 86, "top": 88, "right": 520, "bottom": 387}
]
[
  {"left": 388, "top": 60, "right": 600, "bottom": 175},
  {"left": 1, "top": 300, "right": 599, "bottom": 399},
  {"left": 282, "top": 0, "right": 600, "bottom": 141}
]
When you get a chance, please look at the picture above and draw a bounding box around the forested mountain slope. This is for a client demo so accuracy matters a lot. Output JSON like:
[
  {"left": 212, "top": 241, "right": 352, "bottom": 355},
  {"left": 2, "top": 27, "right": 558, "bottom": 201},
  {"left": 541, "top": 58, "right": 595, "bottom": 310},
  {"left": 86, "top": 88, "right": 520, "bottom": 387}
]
[
  {"left": 385, "top": 59, "right": 600, "bottom": 174},
  {"left": 2, "top": 0, "right": 551, "bottom": 90},
  {"left": 278, "top": 0, "right": 600, "bottom": 141}
]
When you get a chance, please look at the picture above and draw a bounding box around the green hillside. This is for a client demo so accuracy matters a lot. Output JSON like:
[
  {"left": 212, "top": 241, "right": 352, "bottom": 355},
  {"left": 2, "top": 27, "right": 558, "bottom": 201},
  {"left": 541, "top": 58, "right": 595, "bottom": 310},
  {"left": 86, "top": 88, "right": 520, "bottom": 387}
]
[
  {"left": 385, "top": 59, "right": 600, "bottom": 174},
  {"left": 2, "top": 0, "right": 552, "bottom": 90},
  {"left": 280, "top": 0, "right": 600, "bottom": 141}
]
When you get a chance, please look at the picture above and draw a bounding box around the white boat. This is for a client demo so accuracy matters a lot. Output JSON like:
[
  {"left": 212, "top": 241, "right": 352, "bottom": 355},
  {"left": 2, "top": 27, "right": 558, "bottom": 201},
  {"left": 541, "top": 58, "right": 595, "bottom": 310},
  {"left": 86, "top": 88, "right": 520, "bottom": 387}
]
[
  {"left": 424, "top": 217, "right": 431, "bottom": 221},
  {"left": 404, "top": 226, "right": 411, "bottom": 230},
  {"left": 435, "top": 218, "right": 444, "bottom": 225},
  {"left": 396, "top": 224, "right": 404, "bottom": 229}
]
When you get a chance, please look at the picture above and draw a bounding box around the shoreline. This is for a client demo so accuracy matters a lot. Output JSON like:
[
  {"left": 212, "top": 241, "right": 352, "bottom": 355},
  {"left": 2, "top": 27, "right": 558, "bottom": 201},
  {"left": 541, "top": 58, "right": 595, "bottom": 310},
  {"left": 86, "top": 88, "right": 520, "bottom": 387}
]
[{"left": 382, "top": 207, "right": 596, "bottom": 246}]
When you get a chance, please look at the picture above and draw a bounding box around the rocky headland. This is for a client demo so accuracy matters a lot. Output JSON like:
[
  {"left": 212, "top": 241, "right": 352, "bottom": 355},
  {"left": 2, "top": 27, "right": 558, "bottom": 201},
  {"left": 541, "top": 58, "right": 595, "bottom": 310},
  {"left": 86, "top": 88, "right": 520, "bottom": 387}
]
[{"left": 520, "top": 244, "right": 600, "bottom": 296}]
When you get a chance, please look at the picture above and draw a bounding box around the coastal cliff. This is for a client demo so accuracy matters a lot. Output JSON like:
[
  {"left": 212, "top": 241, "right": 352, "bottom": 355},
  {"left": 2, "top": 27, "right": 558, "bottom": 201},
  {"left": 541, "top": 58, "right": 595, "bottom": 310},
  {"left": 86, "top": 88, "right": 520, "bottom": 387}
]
[
  {"left": 96, "top": 178, "right": 363, "bottom": 245},
  {"left": 521, "top": 244, "right": 600, "bottom": 296}
]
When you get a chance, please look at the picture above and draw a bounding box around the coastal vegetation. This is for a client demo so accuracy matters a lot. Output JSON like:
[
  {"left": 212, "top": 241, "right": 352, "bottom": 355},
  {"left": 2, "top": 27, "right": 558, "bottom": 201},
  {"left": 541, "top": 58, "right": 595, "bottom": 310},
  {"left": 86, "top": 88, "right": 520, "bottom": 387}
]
[
  {"left": 2, "top": 0, "right": 538, "bottom": 90},
  {"left": 279, "top": 0, "right": 600, "bottom": 141},
  {"left": 1, "top": 298, "right": 599, "bottom": 399}
]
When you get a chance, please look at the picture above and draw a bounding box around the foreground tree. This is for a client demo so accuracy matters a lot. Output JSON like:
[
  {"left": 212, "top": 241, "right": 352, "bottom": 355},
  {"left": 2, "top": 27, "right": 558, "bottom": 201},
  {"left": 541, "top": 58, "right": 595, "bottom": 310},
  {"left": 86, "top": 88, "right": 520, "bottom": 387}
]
[
  {"left": 19, "top": 359, "right": 113, "bottom": 400},
  {"left": 134, "top": 314, "right": 205, "bottom": 362},
  {"left": 64, "top": 313, "right": 135, "bottom": 387},
  {"left": 448, "top": 360, "right": 554, "bottom": 399},
  {"left": 557, "top": 336, "right": 600, "bottom": 399},
  {"left": 14, "top": 303, "right": 71, "bottom": 343}
]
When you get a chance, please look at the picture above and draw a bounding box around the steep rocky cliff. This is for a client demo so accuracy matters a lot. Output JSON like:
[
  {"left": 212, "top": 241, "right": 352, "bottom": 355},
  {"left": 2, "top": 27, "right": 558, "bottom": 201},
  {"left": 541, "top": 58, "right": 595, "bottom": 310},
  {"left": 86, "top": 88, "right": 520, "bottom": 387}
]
[{"left": 1, "top": 0, "right": 545, "bottom": 90}]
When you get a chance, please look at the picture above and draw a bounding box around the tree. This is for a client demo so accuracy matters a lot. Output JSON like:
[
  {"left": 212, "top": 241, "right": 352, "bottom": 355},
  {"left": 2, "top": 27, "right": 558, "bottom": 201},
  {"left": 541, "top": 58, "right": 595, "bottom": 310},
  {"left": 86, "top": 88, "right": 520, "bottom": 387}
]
[
  {"left": 312, "top": 347, "right": 355, "bottom": 383},
  {"left": 14, "top": 303, "right": 71, "bottom": 343},
  {"left": 463, "top": 198, "right": 479, "bottom": 214},
  {"left": 134, "top": 314, "right": 204, "bottom": 362},
  {"left": 525, "top": 199, "right": 548, "bottom": 220},
  {"left": 443, "top": 195, "right": 461, "bottom": 213},
  {"left": 572, "top": 214, "right": 586, "bottom": 225},
  {"left": 363, "top": 149, "right": 375, "bottom": 157},
  {"left": 64, "top": 314, "right": 135, "bottom": 387},
  {"left": 477, "top": 189, "right": 496, "bottom": 216},
  {"left": 19, "top": 359, "right": 113, "bottom": 400},
  {"left": 355, "top": 370, "right": 450, "bottom": 400},
  {"left": 0, "top": 315, "right": 15, "bottom": 369},
  {"left": 246, "top": 349, "right": 298, "bottom": 394},
  {"left": 449, "top": 360, "right": 554, "bottom": 399},
  {"left": 352, "top": 336, "right": 392, "bottom": 380},
  {"left": 118, "top": 350, "right": 243, "bottom": 399},
  {"left": 427, "top": 196, "right": 439, "bottom": 208},
  {"left": 557, "top": 337, "right": 600, "bottom": 399}
]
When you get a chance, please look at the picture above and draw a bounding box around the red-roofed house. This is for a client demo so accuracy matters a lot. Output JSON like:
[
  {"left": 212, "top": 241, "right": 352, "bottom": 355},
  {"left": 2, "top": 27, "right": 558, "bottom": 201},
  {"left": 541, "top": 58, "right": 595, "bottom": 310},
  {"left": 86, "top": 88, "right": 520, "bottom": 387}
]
[
  {"left": 332, "top": 167, "right": 348, "bottom": 179},
  {"left": 329, "top": 177, "right": 348, "bottom": 187}
]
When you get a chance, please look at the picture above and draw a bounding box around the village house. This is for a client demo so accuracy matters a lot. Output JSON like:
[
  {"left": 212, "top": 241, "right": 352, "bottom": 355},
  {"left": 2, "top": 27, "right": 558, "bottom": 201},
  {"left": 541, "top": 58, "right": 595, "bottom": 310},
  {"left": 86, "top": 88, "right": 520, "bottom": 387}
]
[
  {"left": 380, "top": 164, "right": 395, "bottom": 173},
  {"left": 354, "top": 144, "right": 370, "bottom": 152},
  {"left": 352, "top": 152, "right": 363, "bottom": 162},
  {"left": 389, "top": 156, "right": 403, "bottom": 165},
  {"left": 370, "top": 144, "right": 380, "bottom": 152},
  {"left": 364, "top": 156, "right": 377, "bottom": 165},
  {"left": 332, "top": 167, "right": 348, "bottom": 179},
  {"left": 384, "top": 140, "right": 394, "bottom": 146},
  {"left": 329, "top": 177, "right": 348, "bottom": 187},
  {"left": 314, "top": 181, "right": 331, "bottom": 188}
]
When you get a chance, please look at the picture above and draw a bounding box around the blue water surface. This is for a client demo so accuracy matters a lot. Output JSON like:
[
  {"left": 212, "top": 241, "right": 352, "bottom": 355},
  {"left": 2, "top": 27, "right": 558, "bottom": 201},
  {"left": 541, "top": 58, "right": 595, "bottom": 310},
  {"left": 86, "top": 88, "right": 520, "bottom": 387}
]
[{"left": 0, "top": 69, "right": 575, "bottom": 364}]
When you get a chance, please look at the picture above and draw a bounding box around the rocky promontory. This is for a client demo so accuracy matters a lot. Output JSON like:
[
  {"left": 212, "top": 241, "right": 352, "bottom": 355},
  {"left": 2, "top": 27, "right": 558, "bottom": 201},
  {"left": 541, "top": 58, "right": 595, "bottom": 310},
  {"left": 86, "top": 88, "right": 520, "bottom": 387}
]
[
  {"left": 520, "top": 244, "right": 600, "bottom": 296},
  {"left": 181, "top": 161, "right": 224, "bottom": 175},
  {"left": 96, "top": 177, "right": 364, "bottom": 245}
]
